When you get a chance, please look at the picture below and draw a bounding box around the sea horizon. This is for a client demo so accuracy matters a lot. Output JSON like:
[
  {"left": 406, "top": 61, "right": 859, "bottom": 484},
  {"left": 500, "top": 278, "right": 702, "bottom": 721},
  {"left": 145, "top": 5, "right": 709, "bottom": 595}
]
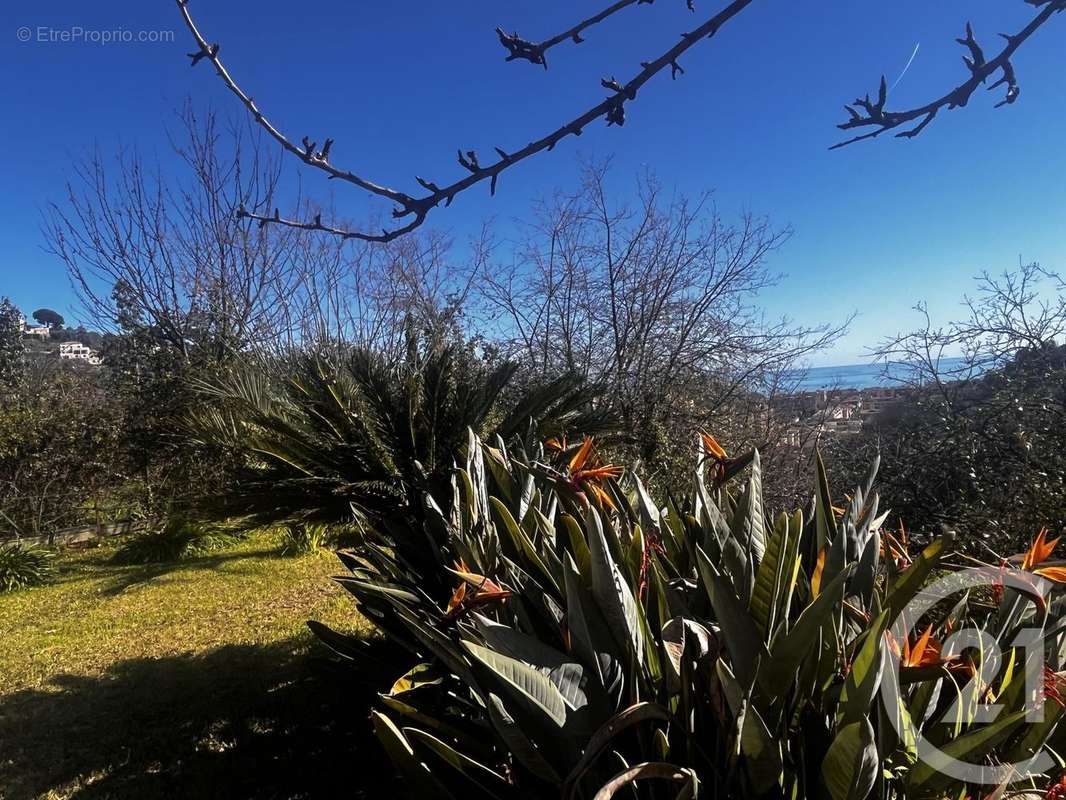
[{"left": 787, "top": 356, "right": 973, "bottom": 392}]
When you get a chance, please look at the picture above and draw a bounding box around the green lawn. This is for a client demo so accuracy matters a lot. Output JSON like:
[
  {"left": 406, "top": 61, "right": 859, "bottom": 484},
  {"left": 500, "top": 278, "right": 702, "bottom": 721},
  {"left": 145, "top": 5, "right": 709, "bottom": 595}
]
[{"left": 0, "top": 532, "right": 392, "bottom": 799}]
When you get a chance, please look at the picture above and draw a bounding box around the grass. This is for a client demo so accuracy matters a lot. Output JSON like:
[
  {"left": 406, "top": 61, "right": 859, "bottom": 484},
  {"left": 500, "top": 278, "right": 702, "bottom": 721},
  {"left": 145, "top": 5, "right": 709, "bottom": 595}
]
[{"left": 0, "top": 531, "right": 392, "bottom": 799}]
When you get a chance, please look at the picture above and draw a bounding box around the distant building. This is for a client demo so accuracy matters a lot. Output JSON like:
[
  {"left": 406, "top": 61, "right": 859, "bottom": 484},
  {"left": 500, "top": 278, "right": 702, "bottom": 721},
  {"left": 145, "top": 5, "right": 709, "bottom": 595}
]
[
  {"left": 23, "top": 323, "right": 51, "bottom": 339},
  {"left": 57, "top": 341, "right": 103, "bottom": 366}
]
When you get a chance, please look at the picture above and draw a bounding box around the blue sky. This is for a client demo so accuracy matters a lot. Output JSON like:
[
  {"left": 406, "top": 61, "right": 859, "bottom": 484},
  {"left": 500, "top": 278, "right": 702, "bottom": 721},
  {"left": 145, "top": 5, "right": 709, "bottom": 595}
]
[{"left": 2, "top": 0, "right": 1064, "bottom": 364}]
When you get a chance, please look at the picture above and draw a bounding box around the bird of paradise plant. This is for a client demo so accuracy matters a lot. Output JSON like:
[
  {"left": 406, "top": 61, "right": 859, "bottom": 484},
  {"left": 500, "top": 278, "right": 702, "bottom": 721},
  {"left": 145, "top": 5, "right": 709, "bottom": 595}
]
[{"left": 311, "top": 435, "right": 1066, "bottom": 800}]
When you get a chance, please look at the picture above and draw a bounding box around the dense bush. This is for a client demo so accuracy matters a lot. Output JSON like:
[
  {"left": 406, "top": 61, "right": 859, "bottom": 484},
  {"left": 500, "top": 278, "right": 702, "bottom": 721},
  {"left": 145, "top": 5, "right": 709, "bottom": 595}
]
[
  {"left": 827, "top": 342, "right": 1066, "bottom": 555},
  {"left": 190, "top": 342, "right": 615, "bottom": 532},
  {"left": 0, "top": 541, "right": 54, "bottom": 591},
  {"left": 112, "top": 518, "right": 239, "bottom": 564},
  {"left": 312, "top": 432, "right": 1066, "bottom": 799}
]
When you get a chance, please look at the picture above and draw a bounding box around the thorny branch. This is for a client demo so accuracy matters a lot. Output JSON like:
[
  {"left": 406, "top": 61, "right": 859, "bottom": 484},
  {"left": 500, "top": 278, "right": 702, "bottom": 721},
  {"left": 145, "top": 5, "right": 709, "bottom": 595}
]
[
  {"left": 175, "top": 0, "right": 751, "bottom": 242},
  {"left": 833, "top": 0, "right": 1065, "bottom": 149}
]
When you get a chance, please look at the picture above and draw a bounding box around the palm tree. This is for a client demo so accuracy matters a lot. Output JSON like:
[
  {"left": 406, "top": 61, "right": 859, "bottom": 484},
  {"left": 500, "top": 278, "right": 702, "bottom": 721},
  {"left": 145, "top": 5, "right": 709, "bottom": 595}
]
[{"left": 188, "top": 342, "right": 615, "bottom": 531}]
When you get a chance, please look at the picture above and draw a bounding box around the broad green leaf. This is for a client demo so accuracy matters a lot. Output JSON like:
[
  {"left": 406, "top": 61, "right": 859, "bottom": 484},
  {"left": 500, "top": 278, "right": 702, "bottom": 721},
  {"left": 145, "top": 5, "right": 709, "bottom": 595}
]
[
  {"left": 632, "top": 474, "right": 662, "bottom": 538},
  {"left": 838, "top": 610, "right": 889, "bottom": 726},
  {"left": 907, "top": 709, "right": 1029, "bottom": 793},
  {"left": 821, "top": 718, "right": 878, "bottom": 800},
  {"left": 563, "top": 555, "right": 621, "bottom": 700},
  {"left": 730, "top": 449, "right": 767, "bottom": 562},
  {"left": 405, "top": 727, "right": 511, "bottom": 799},
  {"left": 813, "top": 450, "right": 838, "bottom": 557},
  {"left": 470, "top": 614, "right": 590, "bottom": 709},
  {"left": 472, "top": 614, "right": 569, "bottom": 670},
  {"left": 762, "top": 564, "right": 855, "bottom": 694},
  {"left": 335, "top": 576, "right": 421, "bottom": 603},
  {"left": 562, "top": 702, "right": 671, "bottom": 798},
  {"left": 482, "top": 444, "right": 516, "bottom": 504},
  {"left": 390, "top": 662, "right": 444, "bottom": 696},
  {"left": 740, "top": 701, "right": 783, "bottom": 794},
  {"left": 884, "top": 533, "right": 953, "bottom": 620},
  {"left": 750, "top": 511, "right": 796, "bottom": 639},
  {"left": 852, "top": 531, "right": 880, "bottom": 608},
  {"left": 379, "top": 695, "right": 471, "bottom": 744},
  {"left": 1007, "top": 699, "right": 1064, "bottom": 764},
  {"left": 490, "top": 496, "right": 560, "bottom": 594},
  {"left": 585, "top": 506, "right": 644, "bottom": 666},
  {"left": 484, "top": 691, "right": 562, "bottom": 783},
  {"left": 463, "top": 640, "right": 568, "bottom": 728},
  {"left": 561, "top": 514, "right": 592, "bottom": 580},
  {"left": 371, "top": 712, "right": 453, "bottom": 799},
  {"left": 696, "top": 546, "right": 770, "bottom": 688}
]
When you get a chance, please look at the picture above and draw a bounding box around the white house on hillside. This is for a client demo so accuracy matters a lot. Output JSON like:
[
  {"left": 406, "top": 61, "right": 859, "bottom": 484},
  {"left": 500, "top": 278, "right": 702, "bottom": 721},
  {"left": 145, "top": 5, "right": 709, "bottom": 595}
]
[{"left": 57, "top": 341, "right": 103, "bottom": 366}]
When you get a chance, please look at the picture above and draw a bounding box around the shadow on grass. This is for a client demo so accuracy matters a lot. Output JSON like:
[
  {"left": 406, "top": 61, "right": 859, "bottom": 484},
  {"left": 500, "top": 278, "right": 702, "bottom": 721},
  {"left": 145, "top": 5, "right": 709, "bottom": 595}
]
[
  {"left": 0, "top": 637, "right": 398, "bottom": 799},
  {"left": 93, "top": 548, "right": 288, "bottom": 597}
]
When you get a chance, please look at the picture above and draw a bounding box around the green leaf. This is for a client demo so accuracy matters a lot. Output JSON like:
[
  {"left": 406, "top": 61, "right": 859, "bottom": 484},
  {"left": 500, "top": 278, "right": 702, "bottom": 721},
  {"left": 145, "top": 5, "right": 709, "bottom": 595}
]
[
  {"left": 390, "top": 662, "right": 444, "bottom": 696},
  {"left": 379, "top": 695, "right": 471, "bottom": 744},
  {"left": 632, "top": 473, "right": 662, "bottom": 538},
  {"left": 405, "top": 727, "right": 511, "bottom": 799},
  {"left": 813, "top": 450, "right": 838, "bottom": 557},
  {"left": 906, "top": 709, "right": 1028, "bottom": 792},
  {"left": 371, "top": 712, "right": 453, "bottom": 799},
  {"left": 730, "top": 450, "right": 766, "bottom": 562},
  {"left": 463, "top": 641, "right": 568, "bottom": 728},
  {"left": 484, "top": 691, "right": 563, "bottom": 783},
  {"left": 696, "top": 546, "right": 770, "bottom": 688},
  {"left": 821, "top": 718, "right": 878, "bottom": 800},
  {"left": 489, "top": 496, "right": 559, "bottom": 594},
  {"left": 561, "top": 514, "right": 592, "bottom": 580},
  {"left": 562, "top": 703, "right": 671, "bottom": 799},
  {"left": 750, "top": 511, "right": 796, "bottom": 639},
  {"left": 334, "top": 576, "right": 421, "bottom": 604},
  {"left": 585, "top": 506, "right": 644, "bottom": 666},
  {"left": 852, "top": 531, "right": 880, "bottom": 608},
  {"left": 740, "top": 701, "right": 783, "bottom": 794},
  {"left": 838, "top": 610, "right": 889, "bottom": 726},
  {"left": 563, "top": 555, "right": 620, "bottom": 696},
  {"left": 762, "top": 564, "right": 855, "bottom": 695},
  {"left": 884, "top": 533, "right": 953, "bottom": 621}
]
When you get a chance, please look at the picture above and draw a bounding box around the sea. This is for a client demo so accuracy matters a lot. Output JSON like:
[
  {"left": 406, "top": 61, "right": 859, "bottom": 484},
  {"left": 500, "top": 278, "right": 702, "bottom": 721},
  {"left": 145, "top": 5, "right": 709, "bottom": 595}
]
[{"left": 786, "top": 357, "right": 974, "bottom": 392}]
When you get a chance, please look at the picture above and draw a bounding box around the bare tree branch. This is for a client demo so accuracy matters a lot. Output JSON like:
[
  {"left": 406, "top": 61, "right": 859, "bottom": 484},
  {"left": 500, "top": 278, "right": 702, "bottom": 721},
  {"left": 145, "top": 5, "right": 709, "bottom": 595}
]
[
  {"left": 833, "top": 1, "right": 1065, "bottom": 149},
  {"left": 479, "top": 162, "right": 846, "bottom": 479},
  {"left": 496, "top": 0, "right": 680, "bottom": 69},
  {"left": 175, "top": 0, "right": 753, "bottom": 242}
]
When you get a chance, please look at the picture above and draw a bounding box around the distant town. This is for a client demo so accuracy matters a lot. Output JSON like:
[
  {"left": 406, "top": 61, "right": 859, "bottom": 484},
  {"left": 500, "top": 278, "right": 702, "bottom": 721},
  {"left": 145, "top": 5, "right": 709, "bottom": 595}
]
[
  {"left": 771, "top": 385, "right": 909, "bottom": 446},
  {"left": 14, "top": 308, "right": 104, "bottom": 367}
]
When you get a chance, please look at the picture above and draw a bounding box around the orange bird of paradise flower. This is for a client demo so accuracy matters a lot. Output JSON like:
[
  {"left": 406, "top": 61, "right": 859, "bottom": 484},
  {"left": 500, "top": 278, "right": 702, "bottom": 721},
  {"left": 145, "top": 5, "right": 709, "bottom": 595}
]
[
  {"left": 887, "top": 624, "right": 968, "bottom": 673},
  {"left": 1017, "top": 527, "right": 1066, "bottom": 583},
  {"left": 444, "top": 560, "right": 513, "bottom": 621},
  {"left": 699, "top": 430, "right": 729, "bottom": 483},
  {"left": 880, "top": 519, "right": 912, "bottom": 569},
  {"left": 566, "top": 436, "right": 623, "bottom": 511}
]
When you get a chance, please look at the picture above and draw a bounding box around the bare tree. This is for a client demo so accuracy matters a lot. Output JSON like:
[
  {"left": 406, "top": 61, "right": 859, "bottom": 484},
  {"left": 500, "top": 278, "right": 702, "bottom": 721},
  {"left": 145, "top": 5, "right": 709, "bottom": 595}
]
[
  {"left": 43, "top": 104, "right": 346, "bottom": 361},
  {"left": 480, "top": 162, "right": 847, "bottom": 480},
  {"left": 174, "top": 0, "right": 1064, "bottom": 242},
  {"left": 844, "top": 263, "right": 1066, "bottom": 548},
  {"left": 290, "top": 226, "right": 490, "bottom": 361},
  {"left": 874, "top": 262, "right": 1066, "bottom": 400}
]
